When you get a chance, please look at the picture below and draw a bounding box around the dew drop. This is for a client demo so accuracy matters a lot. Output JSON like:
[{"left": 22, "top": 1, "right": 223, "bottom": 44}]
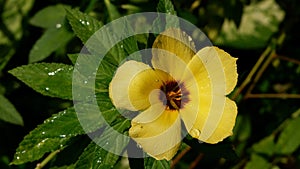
[
  {"left": 86, "top": 21, "right": 90, "bottom": 25},
  {"left": 56, "top": 23, "right": 62, "bottom": 28},
  {"left": 42, "top": 131, "right": 46, "bottom": 135},
  {"left": 105, "top": 142, "right": 109, "bottom": 145},
  {"left": 198, "top": 140, "right": 204, "bottom": 144},
  {"left": 21, "top": 150, "right": 26, "bottom": 154},
  {"left": 84, "top": 80, "right": 88, "bottom": 84},
  {"left": 45, "top": 87, "right": 49, "bottom": 91},
  {"left": 60, "top": 134, "right": 66, "bottom": 138},
  {"left": 16, "top": 156, "right": 20, "bottom": 160},
  {"left": 97, "top": 159, "right": 102, "bottom": 163},
  {"left": 48, "top": 72, "right": 55, "bottom": 76},
  {"left": 190, "top": 128, "right": 201, "bottom": 138},
  {"left": 41, "top": 138, "right": 48, "bottom": 143},
  {"left": 120, "top": 44, "right": 123, "bottom": 48}
]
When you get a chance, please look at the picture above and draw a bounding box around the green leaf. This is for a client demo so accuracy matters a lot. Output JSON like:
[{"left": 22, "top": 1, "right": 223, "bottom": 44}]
[
  {"left": 0, "top": 95, "right": 23, "bottom": 126},
  {"left": 66, "top": 8, "right": 103, "bottom": 43},
  {"left": 144, "top": 157, "right": 170, "bottom": 169},
  {"left": 75, "top": 120, "right": 130, "bottom": 169},
  {"left": 252, "top": 135, "right": 275, "bottom": 157},
  {"left": 104, "top": 0, "right": 121, "bottom": 21},
  {"left": 214, "top": 0, "right": 284, "bottom": 49},
  {"left": 74, "top": 102, "right": 107, "bottom": 133},
  {"left": 0, "top": 45, "right": 15, "bottom": 72},
  {"left": 30, "top": 4, "right": 67, "bottom": 28},
  {"left": 67, "top": 53, "right": 78, "bottom": 65},
  {"left": 67, "top": 8, "right": 140, "bottom": 67},
  {"left": 155, "top": 0, "right": 179, "bottom": 30},
  {"left": 275, "top": 116, "right": 300, "bottom": 154},
  {"left": 29, "top": 26, "right": 74, "bottom": 63},
  {"left": 11, "top": 108, "right": 85, "bottom": 165},
  {"left": 244, "top": 154, "right": 271, "bottom": 169},
  {"left": 1, "top": 0, "right": 34, "bottom": 42},
  {"left": 157, "top": 0, "right": 177, "bottom": 15},
  {"left": 0, "top": 0, "right": 33, "bottom": 70},
  {"left": 9, "top": 63, "right": 73, "bottom": 100},
  {"left": 50, "top": 165, "right": 75, "bottom": 169}
]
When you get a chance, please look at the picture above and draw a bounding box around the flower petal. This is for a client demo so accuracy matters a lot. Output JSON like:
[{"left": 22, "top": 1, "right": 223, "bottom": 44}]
[
  {"left": 109, "top": 60, "right": 151, "bottom": 111},
  {"left": 214, "top": 47, "right": 238, "bottom": 94},
  {"left": 180, "top": 94, "right": 236, "bottom": 143},
  {"left": 152, "top": 28, "right": 196, "bottom": 80},
  {"left": 181, "top": 95, "right": 237, "bottom": 143},
  {"left": 205, "top": 98, "right": 237, "bottom": 143},
  {"left": 129, "top": 109, "right": 182, "bottom": 160},
  {"left": 180, "top": 46, "right": 238, "bottom": 143},
  {"left": 128, "top": 69, "right": 173, "bottom": 110}
]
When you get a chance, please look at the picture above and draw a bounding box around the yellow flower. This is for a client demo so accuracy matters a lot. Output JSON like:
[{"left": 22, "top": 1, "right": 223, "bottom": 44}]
[{"left": 109, "top": 28, "right": 238, "bottom": 160}]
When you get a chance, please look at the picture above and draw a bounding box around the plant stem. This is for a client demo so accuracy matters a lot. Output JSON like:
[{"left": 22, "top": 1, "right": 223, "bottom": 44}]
[
  {"left": 35, "top": 150, "right": 60, "bottom": 169},
  {"left": 231, "top": 45, "right": 272, "bottom": 100},
  {"left": 244, "top": 51, "right": 276, "bottom": 98},
  {"left": 171, "top": 147, "right": 191, "bottom": 169},
  {"left": 245, "top": 93, "right": 300, "bottom": 99}
]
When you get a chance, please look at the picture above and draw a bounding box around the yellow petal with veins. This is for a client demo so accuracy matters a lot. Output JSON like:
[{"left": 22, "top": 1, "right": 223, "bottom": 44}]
[
  {"left": 128, "top": 69, "right": 173, "bottom": 110},
  {"left": 152, "top": 28, "right": 196, "bottom": 65},
  {"left": 109, "top": 60, "right": 151, "bottom": 111},
  {"left": 214, "top": 47, "right": 238, "bottom": 94},
  {"left": 205, "top": 98, "right": 237, "bottom": 143},
  {"left": 129, "top": 109, "right": 181, "bottom": 160},
  {"left": 180, "top": 46, "right": 238, "bottom": 143}
]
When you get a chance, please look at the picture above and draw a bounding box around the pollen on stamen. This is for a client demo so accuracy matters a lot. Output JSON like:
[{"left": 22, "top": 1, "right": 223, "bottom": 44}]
[{"left": 159, "top": 81, "right": 189, "bottom": 110}]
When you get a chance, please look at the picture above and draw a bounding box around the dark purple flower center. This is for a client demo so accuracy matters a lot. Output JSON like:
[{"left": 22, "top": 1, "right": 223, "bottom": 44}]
[{"left": 160, "top": 81, "right": 189, "bottom": 110}]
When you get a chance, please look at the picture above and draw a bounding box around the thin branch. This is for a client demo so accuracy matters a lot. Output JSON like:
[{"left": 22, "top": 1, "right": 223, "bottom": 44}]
[
  {"left": 245, "top": 93, "right": 300, "bottom": 99},
  {"left": 171, "top": 147, "right": 191, "bottom": 169},
  {"left": 189, "top": 153, "right": 204, "bottom": 169},
  {"left": 276, "top": 55, "right": 300, "bottom": 65},
  {"left": 35, "top": 150, "right": 60, "bottom": 169},
  {"left": 231, "top": 45, "right": 272, "bottom": 100},
  {"left": 244, "top": 52, "right": 276, "bottom": 97}
]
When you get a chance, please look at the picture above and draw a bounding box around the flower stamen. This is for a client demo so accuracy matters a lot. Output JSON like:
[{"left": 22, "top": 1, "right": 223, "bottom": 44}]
[{"left": 160, "top": 81, "right": 185, "bottom": 110}]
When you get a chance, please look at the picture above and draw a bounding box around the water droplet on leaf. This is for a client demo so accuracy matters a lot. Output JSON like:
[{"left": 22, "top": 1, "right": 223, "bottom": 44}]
[
  {"left": 56, "top": 23, "right": 62, "bottom": 28},
  {"left": 48, "top": 72, "right": 55, "bottom": 76}
]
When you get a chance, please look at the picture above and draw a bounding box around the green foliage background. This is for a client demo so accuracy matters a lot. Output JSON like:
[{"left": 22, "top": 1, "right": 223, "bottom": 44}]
[{"left": 0, "top": 0, "right": 300, "bottom": 168}]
